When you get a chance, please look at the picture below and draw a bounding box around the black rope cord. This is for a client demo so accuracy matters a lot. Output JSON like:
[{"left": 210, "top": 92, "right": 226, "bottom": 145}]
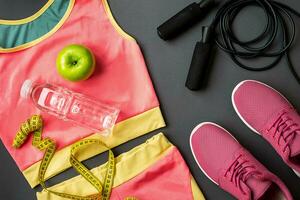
[{"left": 211, "top": 0, "right": 300, "bottom": 84}]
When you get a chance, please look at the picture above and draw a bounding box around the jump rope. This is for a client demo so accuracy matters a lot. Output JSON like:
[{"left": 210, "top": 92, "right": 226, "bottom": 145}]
[{"left": 157, "top": 0, "right": 300, "bottom": 90}]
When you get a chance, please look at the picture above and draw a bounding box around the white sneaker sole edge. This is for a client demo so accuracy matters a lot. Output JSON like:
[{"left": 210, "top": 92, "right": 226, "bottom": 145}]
[
  {"left": 189, "top": 122, "right": 239, "bottom": 186},
  {"left": 231, "top": 80, "right": 300, "bottom": 178}
]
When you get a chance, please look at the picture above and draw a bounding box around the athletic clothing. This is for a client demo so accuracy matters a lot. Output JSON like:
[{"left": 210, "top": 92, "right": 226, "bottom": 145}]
[
  {"left": 36, "top": 133, "right": 205, "bottom": 200},
  {"left": 0, "top": 0, "right": 165, "bottom": 187}
]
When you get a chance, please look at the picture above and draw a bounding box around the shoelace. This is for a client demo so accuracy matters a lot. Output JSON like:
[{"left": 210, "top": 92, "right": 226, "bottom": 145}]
[
  {"left": 268, "top": 111, "right": 300, "bottom": 153},
  {"left": 225, "top": 155, "right": 261, "bottom": 195}
]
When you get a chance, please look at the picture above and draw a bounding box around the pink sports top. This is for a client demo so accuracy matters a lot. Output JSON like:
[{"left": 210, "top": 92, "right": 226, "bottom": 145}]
[{"left": 0, "top": 0, "right": 165, "bottom": 187}]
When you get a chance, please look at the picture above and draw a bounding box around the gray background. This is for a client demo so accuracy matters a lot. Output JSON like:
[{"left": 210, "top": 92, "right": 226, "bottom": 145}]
[{"left": 0, "top": 0, "right": 300, "bottom": 199}]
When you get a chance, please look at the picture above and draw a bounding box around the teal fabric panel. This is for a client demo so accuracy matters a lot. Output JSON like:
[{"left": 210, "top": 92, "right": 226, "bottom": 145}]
[{"left": 0, "top": 0, "right": 70, "bottom": 49}]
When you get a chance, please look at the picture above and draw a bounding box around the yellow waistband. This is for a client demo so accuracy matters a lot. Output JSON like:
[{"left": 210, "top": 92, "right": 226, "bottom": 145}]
[
  {"left": 36, "top": 133, "right": 173, "bottom": 199},
  {"left": 23, "top": 107, "right": 165, "bottom": 188},
  {"left": 36, "top": 132, "right": 205, "bottom": 200}
]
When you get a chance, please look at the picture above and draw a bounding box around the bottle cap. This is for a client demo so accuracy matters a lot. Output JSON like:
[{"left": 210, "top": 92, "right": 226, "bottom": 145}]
[{"left": 20, "top": 79, "right": 33, "bottom": 99}]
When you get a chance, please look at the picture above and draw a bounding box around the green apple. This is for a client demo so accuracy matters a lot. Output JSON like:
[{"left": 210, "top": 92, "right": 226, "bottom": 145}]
[{"left": 56, "top": 44, "right": 95, "bottom": 82}]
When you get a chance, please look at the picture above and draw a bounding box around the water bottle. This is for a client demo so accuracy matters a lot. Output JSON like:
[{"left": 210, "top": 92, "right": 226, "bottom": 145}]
[{"left": 20, "top": 80, "right": 119, "bottom": 134}]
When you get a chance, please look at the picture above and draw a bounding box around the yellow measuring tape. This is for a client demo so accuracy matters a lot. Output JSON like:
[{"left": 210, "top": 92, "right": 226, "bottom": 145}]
[{"left": 13, "top": 115, "right": 115, "bottom": 200}]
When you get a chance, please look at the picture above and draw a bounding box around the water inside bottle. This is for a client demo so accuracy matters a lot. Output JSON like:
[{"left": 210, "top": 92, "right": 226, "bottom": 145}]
[
  {"left": 32, "top": 85, "right": 72, "bottom": 118},
  {"left": 37, "top": 88, "right": 70, "bottom": 115},
  {"left": 30, "top": 83, "right": 119, "bottom": 132},
  {"left": 66, "top": 95, "right": 118, "bottom": 130}
]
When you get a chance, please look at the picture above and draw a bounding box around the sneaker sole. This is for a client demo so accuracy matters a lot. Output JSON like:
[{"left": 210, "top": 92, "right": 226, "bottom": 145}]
[
  {"left": 189, "top": 122, "right": 239, "bottom": 186},
  {"left": 231, "top": 80, "right": 300, "bottom": 177}
]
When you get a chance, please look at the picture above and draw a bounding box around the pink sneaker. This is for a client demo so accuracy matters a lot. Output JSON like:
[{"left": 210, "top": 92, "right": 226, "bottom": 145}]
[
  {"left": 232, "top": 80, "right": 300, "bottom": 176},
  {"left": 190, "top": 122, "right": 293, "bottom": 200}
]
